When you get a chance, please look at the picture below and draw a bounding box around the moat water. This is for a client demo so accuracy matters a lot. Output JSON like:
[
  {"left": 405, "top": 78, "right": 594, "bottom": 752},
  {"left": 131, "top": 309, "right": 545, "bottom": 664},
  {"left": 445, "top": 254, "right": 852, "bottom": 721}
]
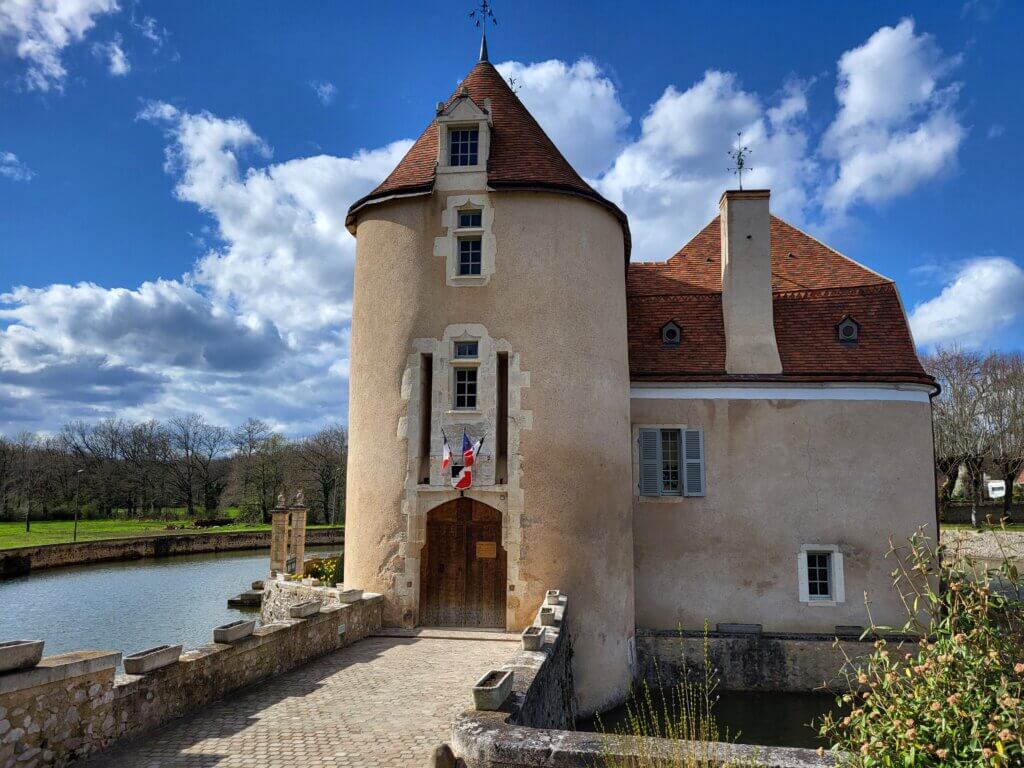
[
  {"left": 580, "top": 689, "right": 840, "bottom": 749},
  {"left": 0, "top": 546, "right": 339, "bottom": 667}
]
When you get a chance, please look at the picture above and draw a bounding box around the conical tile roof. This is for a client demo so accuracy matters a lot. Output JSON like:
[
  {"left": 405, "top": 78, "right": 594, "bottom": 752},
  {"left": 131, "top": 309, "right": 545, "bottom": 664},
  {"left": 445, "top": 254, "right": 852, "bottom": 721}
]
[{"left": 347, "top": 60, "right": 629, "bottom": 256}]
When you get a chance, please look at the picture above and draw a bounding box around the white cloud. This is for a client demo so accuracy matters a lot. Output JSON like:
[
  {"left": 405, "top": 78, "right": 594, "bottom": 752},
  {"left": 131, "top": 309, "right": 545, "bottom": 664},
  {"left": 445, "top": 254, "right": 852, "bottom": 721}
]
[
  {"left": 92, "top": 32, "right": 128, "bottom": 75},
  {"left": 495, "top": 58, "right": 630, "bottom": 178},
  {"left": 0, "top": 150, "right": 34, "bottom": 181},
  {"left": 310, "top": 80, "right": 337, "bottom": 105},
  {"left": 130, "top": 13, "right": 162, "bottom": 49},
  {"left": 596, "top": 71, "right": 815, "bottom": 261},
  {"left": 2, "top": 102, "right": 410, "bottom": 433},
  {"left": 141, "top": 102, "right": 412, "bottom": 335},
  {"left": 909, "top": 257, "right": 1024, "bottom": 348},
  {"left": 821, "top": 18, "right": 965, "bottom": 213},
  {"left": 0, "top": 0, "right": 121, "bottom": 91}
]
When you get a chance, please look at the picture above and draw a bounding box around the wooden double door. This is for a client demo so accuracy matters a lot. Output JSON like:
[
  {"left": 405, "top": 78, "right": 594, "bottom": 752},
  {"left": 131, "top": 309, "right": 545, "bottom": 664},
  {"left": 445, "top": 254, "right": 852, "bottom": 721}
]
[{"left": 419, "top": 497, "right": 507, "bottom": 628}]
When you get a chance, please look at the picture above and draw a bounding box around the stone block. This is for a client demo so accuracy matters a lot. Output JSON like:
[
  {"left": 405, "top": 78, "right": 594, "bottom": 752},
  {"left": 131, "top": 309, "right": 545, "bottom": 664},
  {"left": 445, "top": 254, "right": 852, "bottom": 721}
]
[
  {"left": 123, "top": 645, "right": 182, "bottom": 675},
  {"left": 0, "top": 643, "right": 44, "bottom": 675}
]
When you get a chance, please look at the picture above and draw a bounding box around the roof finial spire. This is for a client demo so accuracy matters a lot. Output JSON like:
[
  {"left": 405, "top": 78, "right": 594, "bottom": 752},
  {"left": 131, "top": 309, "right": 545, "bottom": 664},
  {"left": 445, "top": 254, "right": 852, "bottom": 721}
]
[
  {"left": 727, "top": 131, "right": 752, "bottom": 190},
  {"left": 469, "top": 0, "right": 497, "bottom": 63}
]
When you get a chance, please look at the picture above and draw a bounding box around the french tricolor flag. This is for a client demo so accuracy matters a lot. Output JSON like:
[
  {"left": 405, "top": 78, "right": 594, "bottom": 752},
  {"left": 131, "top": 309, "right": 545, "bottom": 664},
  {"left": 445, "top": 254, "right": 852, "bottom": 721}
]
[
  {"left": 441, "top": 433, "right": 452, "bottom": 472},
  {"left": 452, "top": 431, "right": 483, "bottom": 490}
]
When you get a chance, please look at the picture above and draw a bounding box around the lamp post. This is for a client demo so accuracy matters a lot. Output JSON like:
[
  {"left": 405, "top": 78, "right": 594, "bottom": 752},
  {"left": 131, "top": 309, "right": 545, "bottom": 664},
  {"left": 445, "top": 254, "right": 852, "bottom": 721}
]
[{"left": 74, "top": 469, "right": 85, "bottom": 542}]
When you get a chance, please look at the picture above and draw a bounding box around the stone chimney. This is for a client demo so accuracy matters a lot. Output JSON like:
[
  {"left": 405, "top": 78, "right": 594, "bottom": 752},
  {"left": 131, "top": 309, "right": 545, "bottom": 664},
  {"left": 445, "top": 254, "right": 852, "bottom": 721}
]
[{"left": 719, "top": 189, "right": 783, "bottom": 375}]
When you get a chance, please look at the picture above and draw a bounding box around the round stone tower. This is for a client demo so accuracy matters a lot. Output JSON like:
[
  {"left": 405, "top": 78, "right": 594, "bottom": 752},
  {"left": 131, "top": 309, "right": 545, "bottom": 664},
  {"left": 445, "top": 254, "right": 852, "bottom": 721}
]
[{"left": 343, "top": 47, "right": 636, "bottom": 713}]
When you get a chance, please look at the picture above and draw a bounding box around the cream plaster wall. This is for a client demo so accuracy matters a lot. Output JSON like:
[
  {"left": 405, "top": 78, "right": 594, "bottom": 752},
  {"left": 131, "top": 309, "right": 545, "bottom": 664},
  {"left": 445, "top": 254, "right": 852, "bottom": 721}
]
[
  {"left": 630, "top": 396, "right": 935, "bottom": 632},
  {"left": 345, "top": 190, "right": 636, "bottom": 714}
]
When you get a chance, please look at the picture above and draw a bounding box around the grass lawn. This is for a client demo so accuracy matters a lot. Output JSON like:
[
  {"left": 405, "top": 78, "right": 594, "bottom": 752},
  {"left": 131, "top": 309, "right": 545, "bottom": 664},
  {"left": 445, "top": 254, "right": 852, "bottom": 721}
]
[{"left": 0, "top": 518, "right": 339, "bottom": 550}]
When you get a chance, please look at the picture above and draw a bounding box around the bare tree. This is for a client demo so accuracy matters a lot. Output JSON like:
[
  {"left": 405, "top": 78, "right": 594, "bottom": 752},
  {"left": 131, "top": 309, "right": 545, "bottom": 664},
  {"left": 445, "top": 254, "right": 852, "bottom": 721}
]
[
  {"left": 982, "top": 352, "right": 1024, "bottom": 519},
  {"left": 924, "top": 347, "right": 990, "bottom": 525},
  {"left": 295, "top": 425, "right": 347, "bottom": 524}
]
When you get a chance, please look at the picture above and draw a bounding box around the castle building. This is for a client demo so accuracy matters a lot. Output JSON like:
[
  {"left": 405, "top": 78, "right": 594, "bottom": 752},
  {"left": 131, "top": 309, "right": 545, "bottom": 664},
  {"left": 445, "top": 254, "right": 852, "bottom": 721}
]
[{"left": 342, "top": 46, "right": 936, "bottom": 714}]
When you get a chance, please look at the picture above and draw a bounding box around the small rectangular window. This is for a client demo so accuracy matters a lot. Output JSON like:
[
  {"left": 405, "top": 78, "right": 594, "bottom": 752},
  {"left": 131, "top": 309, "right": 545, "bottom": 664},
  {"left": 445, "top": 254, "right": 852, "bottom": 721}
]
[
  {"left": 458, "top": 209, "right": 482, "bottom": 228},
  {"left": 454, "top": 341, "right": 478, "bottom": 359},
  {"left": 454, "top": 367, "right": 478, "bottom": 409},
  {"left": 449, "top": 128, "right": 479, "bottom": 166},
  {"left": 458, "top": 237, "right": 482, "bottom": 276},
  {"left": 806, "top": 552, "right": 833, "bottom": 600}
]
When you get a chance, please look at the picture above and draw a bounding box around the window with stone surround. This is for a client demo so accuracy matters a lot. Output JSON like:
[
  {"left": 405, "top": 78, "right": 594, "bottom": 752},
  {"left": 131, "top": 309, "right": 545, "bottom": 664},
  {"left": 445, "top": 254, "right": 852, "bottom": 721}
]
[
  {"left": 798, "top": 544, "right": 845, "bottom": 605},
  {"left": 454, "top": 367, "right": 478, "bottom": 410}
]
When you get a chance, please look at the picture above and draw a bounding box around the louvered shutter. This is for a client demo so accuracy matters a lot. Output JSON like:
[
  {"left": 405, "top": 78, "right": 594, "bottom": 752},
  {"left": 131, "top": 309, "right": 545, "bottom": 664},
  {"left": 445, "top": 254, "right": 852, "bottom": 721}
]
[
  {"left": 682, "top": 428, "right": 705, "bottom": 497},
  {"left": 638, "top": 429, "right": 661, "bottom": 496}
]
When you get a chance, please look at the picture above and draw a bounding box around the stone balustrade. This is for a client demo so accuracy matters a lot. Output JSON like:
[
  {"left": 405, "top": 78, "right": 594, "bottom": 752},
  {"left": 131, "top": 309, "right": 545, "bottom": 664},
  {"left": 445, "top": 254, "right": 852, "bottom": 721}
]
[{"left": 0, "top": 592, "right": 381, "bottom": 767}]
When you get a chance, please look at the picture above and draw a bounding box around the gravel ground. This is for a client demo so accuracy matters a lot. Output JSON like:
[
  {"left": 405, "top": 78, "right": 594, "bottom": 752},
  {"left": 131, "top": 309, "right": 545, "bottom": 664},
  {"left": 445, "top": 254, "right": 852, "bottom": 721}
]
[{"left": 941, "top": 528, "right": 1024, "bottom": 562}]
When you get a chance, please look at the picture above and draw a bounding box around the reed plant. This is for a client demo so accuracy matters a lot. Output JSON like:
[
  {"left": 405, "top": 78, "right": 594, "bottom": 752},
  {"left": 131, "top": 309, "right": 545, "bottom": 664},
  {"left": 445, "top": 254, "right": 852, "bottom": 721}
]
[{"left": 595, "top": 623, "right": 762, "bottom": 768}]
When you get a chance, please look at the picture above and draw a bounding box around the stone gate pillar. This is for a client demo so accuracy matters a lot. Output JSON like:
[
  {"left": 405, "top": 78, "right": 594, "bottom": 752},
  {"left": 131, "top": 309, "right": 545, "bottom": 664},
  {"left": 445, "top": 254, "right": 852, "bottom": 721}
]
[
  {"left": 289, "top": 489, "right": 308, "bottom": 578},
  {"left": 270, "top": 494, "right": 291, "bottom": 575}
]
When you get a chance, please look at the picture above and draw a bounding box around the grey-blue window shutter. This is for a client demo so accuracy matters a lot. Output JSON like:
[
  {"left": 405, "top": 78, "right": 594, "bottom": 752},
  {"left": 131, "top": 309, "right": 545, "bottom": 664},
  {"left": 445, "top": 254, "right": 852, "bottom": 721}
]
[
  {"left": 638, "top": 429, "right": 660, "bottom": 496},
  {"left": 683, "top": 428, "right": 705, "bottom": 497}
]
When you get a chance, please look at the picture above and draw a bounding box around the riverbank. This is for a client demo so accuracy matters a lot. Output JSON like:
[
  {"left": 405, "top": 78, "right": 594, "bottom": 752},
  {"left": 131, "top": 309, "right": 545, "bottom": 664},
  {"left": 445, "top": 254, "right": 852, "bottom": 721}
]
[{"left": 0, "top": 526, "right": 343, "bottom": 578}]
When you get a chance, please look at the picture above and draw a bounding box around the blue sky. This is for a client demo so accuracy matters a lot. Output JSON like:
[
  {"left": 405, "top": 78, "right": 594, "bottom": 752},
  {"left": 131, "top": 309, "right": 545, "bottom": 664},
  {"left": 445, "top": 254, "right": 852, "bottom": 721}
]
[{"left": 1, "top": 0, "right": 1022, "bottom": 435}]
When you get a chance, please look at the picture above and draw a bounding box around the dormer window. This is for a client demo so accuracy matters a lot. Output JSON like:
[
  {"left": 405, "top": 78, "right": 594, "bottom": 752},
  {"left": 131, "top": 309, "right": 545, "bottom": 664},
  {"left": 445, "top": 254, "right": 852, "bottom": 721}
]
[
  {"left": 837, "top": 317, "right": 859, "bottom": 345},
  {"left": 449, "top": 128, "right": 479, "bottom": 167},
  {"left": 661, "top": 321, "right": 682, "bottom": 348}
]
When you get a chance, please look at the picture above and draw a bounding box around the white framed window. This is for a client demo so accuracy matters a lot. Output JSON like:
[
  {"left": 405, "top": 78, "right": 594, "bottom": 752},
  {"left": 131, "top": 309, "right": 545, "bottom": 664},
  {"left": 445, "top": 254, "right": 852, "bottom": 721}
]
[
  {"left": 454, "top": 367, "right": 478, "bottom": 410},
  {"left": 797, "top": 545, "right": 845, "bottom": 605},
  {"left": 458, "top": 237, "right": 482, "bottom": 276},
  {"left": 638, "top": 427, "right": 704, "bottom": 497},
  {"left": 449, "top": 128, "right": 479, "bottom": 166}
]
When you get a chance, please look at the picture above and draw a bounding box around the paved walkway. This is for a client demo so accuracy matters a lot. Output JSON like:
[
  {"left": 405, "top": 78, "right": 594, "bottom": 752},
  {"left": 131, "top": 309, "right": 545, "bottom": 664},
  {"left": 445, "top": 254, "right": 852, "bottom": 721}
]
[{"left": 85, "top": 633, "right": 517, "bottom": 768}]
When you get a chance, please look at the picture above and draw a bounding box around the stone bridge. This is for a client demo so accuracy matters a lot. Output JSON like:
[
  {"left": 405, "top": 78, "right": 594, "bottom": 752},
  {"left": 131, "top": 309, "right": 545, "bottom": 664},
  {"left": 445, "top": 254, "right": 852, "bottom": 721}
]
[{"left": 81, "top": 630, "right": 517, "bottom": 768}]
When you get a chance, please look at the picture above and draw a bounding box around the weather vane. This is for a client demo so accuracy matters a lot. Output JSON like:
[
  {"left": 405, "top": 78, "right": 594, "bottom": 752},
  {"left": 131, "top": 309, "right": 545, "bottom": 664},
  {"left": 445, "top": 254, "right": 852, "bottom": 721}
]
[
  {"left": 469, "top": 1, "right": 497, "bottom": 35},
  {"left": 469, "top": 0, "right": 497, "bottom": 61},
  {"left": 727, "top": 132, "right": 752, "bottom": 190}
]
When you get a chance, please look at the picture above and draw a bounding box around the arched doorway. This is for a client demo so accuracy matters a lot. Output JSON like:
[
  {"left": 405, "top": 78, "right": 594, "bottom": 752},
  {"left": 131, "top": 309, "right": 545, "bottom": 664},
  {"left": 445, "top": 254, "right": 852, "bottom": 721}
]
[{"left": 419, "top": 497, "right": 507, "bottom": 628}]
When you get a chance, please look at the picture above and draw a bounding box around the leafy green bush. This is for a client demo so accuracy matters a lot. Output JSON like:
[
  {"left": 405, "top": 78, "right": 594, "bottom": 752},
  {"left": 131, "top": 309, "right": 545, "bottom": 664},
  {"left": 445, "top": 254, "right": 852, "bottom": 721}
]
[{"left": 820, "top": 530, "right": 1023, "bottom": 766}]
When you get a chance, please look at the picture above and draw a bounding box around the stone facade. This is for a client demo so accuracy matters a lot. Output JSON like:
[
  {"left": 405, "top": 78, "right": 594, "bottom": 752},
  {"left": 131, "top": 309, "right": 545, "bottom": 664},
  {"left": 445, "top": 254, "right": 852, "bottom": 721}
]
[
  {"left": 0, "top": 528, "right": 343, "bottom": 578},
  {"left": 0, "top": 594, "right": 381, "bottom": 767},
  {"left": 635, "top": 629, "right": 918, "bottom": 693}
]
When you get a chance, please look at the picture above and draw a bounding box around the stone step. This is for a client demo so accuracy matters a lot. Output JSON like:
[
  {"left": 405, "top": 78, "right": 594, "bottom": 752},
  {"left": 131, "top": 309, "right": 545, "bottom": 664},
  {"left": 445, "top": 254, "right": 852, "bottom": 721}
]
[{"left": 373, "top": 627, "right": 519, "bottom": 642}]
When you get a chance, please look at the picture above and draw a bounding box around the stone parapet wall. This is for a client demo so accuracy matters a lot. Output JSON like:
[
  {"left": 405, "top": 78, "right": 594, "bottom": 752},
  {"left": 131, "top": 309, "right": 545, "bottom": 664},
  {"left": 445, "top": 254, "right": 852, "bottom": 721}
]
[
  {"left": 636, "top": 629, "right": 918, "bottom": 693},
  {"left": 0, "top": 651, "right": 121, "bottom": 767},
  {"left": 451, "top": 595, "right": 835, "bottom": 768},
  {"left": 0, "top": 594, "right": 381, "bottom": 767},
  {"left": 0, "top": 528, "right": 344, "bottom": 578}
]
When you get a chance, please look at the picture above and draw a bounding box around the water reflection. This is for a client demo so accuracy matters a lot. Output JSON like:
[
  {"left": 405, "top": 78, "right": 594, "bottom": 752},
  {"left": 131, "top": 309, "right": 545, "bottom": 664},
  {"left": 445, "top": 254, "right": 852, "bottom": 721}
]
[{"left": 0, "top": 546, "right": 338, "bottom": 666}]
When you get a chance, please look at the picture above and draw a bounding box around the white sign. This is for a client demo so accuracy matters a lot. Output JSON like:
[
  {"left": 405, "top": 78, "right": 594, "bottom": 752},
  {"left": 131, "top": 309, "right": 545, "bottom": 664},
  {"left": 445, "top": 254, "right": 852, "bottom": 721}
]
[{"left": 988, "top": 480, "right": 1006, "bottom": 499}]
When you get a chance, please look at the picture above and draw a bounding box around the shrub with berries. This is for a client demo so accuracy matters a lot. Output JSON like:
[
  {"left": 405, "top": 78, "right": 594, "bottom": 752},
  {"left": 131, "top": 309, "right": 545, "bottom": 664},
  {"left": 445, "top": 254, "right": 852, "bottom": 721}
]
[{"left": 820, "top": 530, "right": 1023, "bottom": 766}]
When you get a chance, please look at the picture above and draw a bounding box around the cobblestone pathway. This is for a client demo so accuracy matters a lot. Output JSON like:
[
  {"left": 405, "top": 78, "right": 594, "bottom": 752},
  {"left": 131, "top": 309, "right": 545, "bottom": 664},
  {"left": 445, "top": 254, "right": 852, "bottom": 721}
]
[{"left": 84, "top": 634, "right": 517, "bottom": 768}]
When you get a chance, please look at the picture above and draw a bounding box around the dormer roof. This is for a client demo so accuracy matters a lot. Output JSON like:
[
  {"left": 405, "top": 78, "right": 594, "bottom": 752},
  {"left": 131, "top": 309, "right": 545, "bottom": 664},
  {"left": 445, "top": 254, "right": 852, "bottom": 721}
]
[{"left": 346, "top": 60, "right": 630, "bottom": 257}]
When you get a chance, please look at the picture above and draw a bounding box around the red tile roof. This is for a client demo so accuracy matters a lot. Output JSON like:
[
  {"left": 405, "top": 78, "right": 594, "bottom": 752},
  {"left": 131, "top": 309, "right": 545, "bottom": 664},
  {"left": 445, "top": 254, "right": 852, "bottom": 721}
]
[
  {"left": 346, "top": 60, "right": 630, "bottom": 255},
  {"left": 627, "top": 216, "right": 934, "bottom": 387}
]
